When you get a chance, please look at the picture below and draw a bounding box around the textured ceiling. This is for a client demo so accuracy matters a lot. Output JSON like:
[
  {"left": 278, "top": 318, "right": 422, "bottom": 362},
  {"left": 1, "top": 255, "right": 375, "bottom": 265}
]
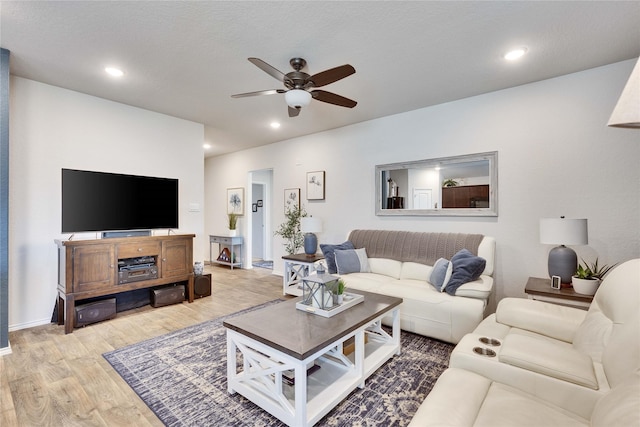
[{"left": 1, "top": 1, "right": 639, "bottom": 157}]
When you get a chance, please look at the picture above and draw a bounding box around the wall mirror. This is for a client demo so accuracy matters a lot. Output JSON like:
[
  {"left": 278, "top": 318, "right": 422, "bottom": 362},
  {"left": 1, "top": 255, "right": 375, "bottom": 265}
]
[{"left": 375, "top": 151, "right": 498, "bottom": 217}]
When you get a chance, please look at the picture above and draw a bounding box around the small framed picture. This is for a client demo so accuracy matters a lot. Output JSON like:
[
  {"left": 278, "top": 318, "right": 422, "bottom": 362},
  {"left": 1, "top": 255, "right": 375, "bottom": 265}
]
[
  {"left": 227, "top": 187, "right": 244, "bottom": 215},
  {"left": 307, "top": 171, "right": 325, "bottom": 200},
  {"left": 256, "top": 200, "right": 263, "bottom": 207},
  {"left": 252, "top": 203, "right": 258, "bottom": 213},
  {"left": 284, "top": 188, "right": 300, "bottom": 213},
  {"left": 551, "top": 275, "right": 561, "bottom": 290}
]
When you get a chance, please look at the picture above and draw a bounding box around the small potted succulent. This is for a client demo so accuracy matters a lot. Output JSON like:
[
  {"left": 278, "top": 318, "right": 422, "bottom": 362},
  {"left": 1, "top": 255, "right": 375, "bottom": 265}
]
[
  {"left": 572, "top": 258, "right": 617, "bottom": 295},
  {"left": 228, "top": 213, "right": 238, "bottom": 237},
  {"left": 333, "top": 279, "right": 346, "bottom": 304}
]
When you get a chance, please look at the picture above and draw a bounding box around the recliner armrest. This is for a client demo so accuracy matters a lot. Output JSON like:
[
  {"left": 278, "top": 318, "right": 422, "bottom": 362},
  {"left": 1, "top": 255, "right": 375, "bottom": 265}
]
[
  {"left": 496, "top": 298, "right": 587, "bottom": 343},
  {"left": 500, "top": 334, "right": 598, "bottom": 389}
]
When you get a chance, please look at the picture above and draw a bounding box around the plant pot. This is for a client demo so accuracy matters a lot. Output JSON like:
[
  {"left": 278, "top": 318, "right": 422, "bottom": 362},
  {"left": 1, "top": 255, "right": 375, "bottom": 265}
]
[
  {"left": 571, "top": 276, "right": 601, "bottom": 295},
  {"left": 228, "top": 229, "right": 237, "bottom": 237}
]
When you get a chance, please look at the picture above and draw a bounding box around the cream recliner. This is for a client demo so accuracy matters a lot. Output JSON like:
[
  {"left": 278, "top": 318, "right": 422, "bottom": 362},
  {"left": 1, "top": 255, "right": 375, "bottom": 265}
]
[{"left": 410, "top": 258, "right": 640, "bottom": 425}]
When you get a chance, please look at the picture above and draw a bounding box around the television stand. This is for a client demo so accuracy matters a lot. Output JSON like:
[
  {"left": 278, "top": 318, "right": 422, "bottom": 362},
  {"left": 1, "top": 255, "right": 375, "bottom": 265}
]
[{"left": 55, "top": 234, "right": 195, "bottom": 334}]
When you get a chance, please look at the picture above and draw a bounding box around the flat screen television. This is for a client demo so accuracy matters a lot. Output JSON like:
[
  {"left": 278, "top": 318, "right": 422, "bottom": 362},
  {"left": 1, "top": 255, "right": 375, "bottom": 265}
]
[{"left": 62, "top": 169, "right": 179, "bottom": 233}]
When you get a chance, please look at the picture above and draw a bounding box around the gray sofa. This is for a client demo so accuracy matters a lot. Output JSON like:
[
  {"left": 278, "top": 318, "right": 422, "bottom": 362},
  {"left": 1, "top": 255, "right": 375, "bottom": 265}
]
[{"left": 324, "top": 230, "right": 495, "bottom": 344}]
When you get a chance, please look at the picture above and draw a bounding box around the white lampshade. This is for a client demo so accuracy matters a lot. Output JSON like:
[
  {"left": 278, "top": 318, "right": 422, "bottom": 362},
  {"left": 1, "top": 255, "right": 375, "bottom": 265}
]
[
  {"left": 539, "top": 218, "right": 588, "bottom": 245},
  {"left": 285, "top": 89, "right": 312, "bottom": 108},
  {"left": 300, "top": 217, "right": 322, "bottom": 233},
  {"left": 608, "top": 58, "right": 640, "bottom": 129}
]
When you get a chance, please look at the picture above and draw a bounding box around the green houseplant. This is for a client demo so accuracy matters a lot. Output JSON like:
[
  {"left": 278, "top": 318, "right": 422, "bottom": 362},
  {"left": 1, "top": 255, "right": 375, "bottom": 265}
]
[
  {"left": 227, "top": 213, "right": 238, "bottom": 236},
  {"left": 442, "top": 179, "right": 458, "bottom": 187},
  {"left": 274, "top": 206, "right": 307, "bottom": 255},
  {"left": 572, "top": 258, "right": 617, "bottom": 295},
  {"left": 332, "top": 279, "right": 346, "bottom": 304}
]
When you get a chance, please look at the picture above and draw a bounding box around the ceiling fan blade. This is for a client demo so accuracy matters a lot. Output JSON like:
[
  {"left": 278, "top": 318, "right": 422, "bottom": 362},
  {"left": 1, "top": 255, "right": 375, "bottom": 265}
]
[
  {"left": 307, "top": 64, "right": 355, "bottom": 88},
  {"left": 231, "top": 89, "right": 285, "bottom": 98},
  {"left": 311, "top": 90, "right": 357, "bottom": 108},
  {"left": 288, "top": 106, "right": 301, "bottom": 117},
  {"left": 248, "top": 57, "right": 287, "bottom": 82}
]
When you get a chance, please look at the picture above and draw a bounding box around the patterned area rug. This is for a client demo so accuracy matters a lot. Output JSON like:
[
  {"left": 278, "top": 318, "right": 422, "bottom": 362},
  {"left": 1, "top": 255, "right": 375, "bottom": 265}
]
[{"left": 103, "top": 301, "right": 453, "bottom": 426}]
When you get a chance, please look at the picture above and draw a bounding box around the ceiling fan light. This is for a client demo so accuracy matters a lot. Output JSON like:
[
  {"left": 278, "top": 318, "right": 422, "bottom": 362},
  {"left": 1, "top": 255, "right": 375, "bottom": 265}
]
[{"left": 285, "top": 89, "right": 312, "bottom": 108}]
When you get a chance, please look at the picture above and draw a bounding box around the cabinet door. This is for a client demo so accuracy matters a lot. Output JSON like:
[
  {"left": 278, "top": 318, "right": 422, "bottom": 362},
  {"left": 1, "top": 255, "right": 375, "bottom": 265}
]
[
  {"left": 161, "top": 239, "right": 191, "bottom": 278},
  {"left": 72, "top": 244, "right": 116, "bottom": 293}
]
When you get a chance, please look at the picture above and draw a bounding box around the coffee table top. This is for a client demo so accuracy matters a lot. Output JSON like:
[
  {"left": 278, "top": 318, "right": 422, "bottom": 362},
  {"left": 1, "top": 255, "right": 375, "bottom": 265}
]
[{"left": 223, "top": 290, "right": 402, "bottom": 360}]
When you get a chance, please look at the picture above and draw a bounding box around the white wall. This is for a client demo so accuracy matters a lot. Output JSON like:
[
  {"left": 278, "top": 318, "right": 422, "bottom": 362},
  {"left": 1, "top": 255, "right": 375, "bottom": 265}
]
[
  {"left": 9, "top": 77, "right": 205, "bottom": 330},
  {"left": 205, "top": 59, "right": 640, "bottom": 304}
]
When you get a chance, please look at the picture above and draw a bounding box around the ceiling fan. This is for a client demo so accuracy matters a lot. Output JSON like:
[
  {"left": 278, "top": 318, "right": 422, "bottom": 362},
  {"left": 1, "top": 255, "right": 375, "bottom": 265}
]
[{"left": 231, "top": 57, "right": 357, "bottom": 117}]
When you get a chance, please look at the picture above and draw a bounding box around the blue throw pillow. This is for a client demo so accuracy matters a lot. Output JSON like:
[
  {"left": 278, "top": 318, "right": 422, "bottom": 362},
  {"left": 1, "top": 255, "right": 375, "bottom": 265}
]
[
  {"left": 444, "top": 249, "right": 486, "bottom": 296},
  {"left": 335, "top": 248, "right": 371, "bottom": 274},
  {"left": 429, "top": 257, "right": 453, "bottom": 292},
  {"left": 320, "top": 241, "right": 355, "bottom": 274}
]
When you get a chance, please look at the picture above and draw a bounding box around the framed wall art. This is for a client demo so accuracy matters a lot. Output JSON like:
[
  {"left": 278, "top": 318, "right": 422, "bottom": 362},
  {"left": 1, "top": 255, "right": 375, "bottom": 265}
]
[
  {"left": 227, "top": 187, "right": 244, "bottom": 215},
  {"left": 284, "top": 188, "right": 300, "bottom": 213},
  {"left": 306, "top": 171, "right": 325, "bottom": 200}
]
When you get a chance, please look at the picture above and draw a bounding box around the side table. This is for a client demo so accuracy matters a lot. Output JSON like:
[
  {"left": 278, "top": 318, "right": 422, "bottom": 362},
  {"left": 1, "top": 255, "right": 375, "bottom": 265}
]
[
  {"left": 282, "top": 253, "right": 325, "bottom": 296},
  {"left": 210, "top": 235, "right": 243, "bottom": 269},
  {"left": 524, "top": 277, "right": 593, "bottom": 310}
]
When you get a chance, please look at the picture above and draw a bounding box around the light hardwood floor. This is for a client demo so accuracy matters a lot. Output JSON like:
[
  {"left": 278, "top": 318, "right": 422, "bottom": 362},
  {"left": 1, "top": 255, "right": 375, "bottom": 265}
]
[{"left": 0, "top": 264, "right": 287, "bottom": 426}]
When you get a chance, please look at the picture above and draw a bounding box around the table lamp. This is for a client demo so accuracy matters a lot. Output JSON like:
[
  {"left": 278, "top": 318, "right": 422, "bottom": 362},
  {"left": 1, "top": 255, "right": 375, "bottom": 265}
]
[
  {"left": 300, "top": 216, "right": 322, "bottom": 255},
  {"left": 540, "top": 217, "right": 588, "bottom": 283}
]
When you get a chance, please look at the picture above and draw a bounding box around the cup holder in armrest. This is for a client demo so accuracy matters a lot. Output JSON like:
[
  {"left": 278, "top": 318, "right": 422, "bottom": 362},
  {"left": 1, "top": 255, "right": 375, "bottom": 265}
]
[
  {"left": 473, "top": 347, "right": 497, "bottom": 357},
  {"left": 479, "top": 337, "right": 501, "bottom": 346}
]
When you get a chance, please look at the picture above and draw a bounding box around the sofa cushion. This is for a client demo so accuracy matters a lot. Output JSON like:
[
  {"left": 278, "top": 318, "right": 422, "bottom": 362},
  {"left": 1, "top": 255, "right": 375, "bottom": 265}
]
[
  {"left": 409, "top": 368, "right": 589, "bottom": 427},
  {"left": 368, "top": 258, "right": 402, "bottom": 279},
  {"left": 429, "top": 257, "right": 453, "bottom": 291},
  {"left": 399, "top": 261, "right": 431, "bottom": 281},
  {"left": 445, "top": 249, "right": 486, "bottom": 296},
  {"left": 320, "top": 241, "right": 355, "bottom": 274},
  {"left": 335, "top": 248, "right": 371, "bottom": 274}
]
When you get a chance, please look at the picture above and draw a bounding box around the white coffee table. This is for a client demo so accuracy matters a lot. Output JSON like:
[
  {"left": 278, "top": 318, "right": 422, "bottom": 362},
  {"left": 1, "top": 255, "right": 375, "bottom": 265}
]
[{"left": 224, "top": 290, "right": 403, "bottom": 427}]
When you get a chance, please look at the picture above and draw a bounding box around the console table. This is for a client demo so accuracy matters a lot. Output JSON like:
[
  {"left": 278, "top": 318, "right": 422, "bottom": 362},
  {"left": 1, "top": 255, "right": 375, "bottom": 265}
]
[
  {"left": 282, "top": 253, "right": 324, "bottom": 296},
  {"left": 210, "top": 235, "right": 243, "bottom": 269},
  {"left": 525, "top": 276, "right": 593, "bottom": 309},
  {"left": 55, "top": 234, "right": 195, "bottom": 334}
]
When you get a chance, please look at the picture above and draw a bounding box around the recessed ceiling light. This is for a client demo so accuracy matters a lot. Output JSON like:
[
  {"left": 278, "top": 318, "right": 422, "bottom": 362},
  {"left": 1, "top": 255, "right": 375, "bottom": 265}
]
[
  {"left": 504, "top": 48, "right": 528, "bottom": 61},
  {"left": 270, "top": 122, "right": 281, "bottom": 129},
  {"left": 105, "top": 67, "right": 124, "bottom": 77},
  {"left": 203, "top": 143, "right": 211, "bottom": 149}
]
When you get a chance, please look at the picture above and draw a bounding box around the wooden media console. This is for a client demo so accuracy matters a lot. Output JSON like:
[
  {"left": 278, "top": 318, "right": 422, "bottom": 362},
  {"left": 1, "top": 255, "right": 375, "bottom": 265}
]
[{"left": 55, "top": 234, "right": 195, "bottom": 334}]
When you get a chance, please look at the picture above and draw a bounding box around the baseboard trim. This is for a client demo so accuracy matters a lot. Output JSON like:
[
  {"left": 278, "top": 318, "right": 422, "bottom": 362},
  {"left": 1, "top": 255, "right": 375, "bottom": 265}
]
[{"left": 9, "top": 317, "right": 51, "bottom": 332}]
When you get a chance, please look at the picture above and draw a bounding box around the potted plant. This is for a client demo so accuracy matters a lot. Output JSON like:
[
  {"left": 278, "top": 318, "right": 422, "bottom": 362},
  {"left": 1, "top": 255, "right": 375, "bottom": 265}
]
[
  {"left": 228, "top": 212, "right": 238, "bottom": 237},
  {"left": 274, "top": 206, "right": 307, "bottom": 255},
  {"left": 333, "top": 279, "right": 346, "bottom": 304},
  {"left": 572, "top": 258, "right": 617, "bottom": 295},
  {"left": 442, "top": 179, "right": 458, "bottom": 187}
]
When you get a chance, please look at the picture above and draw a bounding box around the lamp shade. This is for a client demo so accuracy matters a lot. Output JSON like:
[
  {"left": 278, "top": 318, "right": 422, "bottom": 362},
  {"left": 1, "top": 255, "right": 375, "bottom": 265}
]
[
  {"left": 285, "top": 89, "right": 312, "bottom": 108},
  {"left": 608, "top": 58, "right": 640, "bottom": 129},
  {"left": 300, "top": 217, "right": 322, "bottom": 233},
  {"left": 540, "top": 218, "right": 588, "bottom": 245}
]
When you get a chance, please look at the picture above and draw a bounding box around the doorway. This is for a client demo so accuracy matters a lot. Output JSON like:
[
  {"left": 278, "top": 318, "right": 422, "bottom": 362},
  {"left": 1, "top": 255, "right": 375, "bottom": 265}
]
[
  {"left": 413, "top": 188, "right": 433, "bottom": 209},
  {"left": 249, "top": 169, "right": 273, "bottom": 269}
]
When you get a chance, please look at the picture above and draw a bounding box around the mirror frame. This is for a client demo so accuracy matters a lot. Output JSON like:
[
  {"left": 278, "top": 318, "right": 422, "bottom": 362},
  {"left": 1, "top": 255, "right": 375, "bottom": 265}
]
[{"left": 375, "top": 151, "right": 498, "bottom": 217}]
